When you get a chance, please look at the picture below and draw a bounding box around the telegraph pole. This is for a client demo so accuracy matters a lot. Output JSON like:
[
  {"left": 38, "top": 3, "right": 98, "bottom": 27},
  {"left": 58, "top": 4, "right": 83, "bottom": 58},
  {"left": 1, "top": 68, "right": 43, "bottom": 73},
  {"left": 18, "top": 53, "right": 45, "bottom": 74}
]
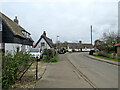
[
  {"left": 91, "top": 25, "right": 93, "bottom": 45},
  {"left": 118, "top": 1, "right": 120, "bottom": 42}
]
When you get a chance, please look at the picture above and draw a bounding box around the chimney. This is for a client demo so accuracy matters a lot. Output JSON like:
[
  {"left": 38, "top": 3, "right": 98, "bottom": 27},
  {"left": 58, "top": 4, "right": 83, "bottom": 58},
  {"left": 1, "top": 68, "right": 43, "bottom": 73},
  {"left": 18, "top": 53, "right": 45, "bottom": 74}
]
[
  {"left": 14, "top": 16, "right": 19, "bottom": 24},
  {"left": 79, "top": 41, "right": 82, "bottom": 44},
  {"left": 43, "top": 31, "right": 46, "bottom": 36}
]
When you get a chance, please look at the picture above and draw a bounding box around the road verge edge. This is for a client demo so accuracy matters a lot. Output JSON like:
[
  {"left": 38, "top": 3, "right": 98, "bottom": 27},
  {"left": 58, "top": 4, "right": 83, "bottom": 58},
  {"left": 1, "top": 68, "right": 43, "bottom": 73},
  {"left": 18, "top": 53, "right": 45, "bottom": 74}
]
[{"left": 85, "top": 54, "right": 120, "bottom": 66}]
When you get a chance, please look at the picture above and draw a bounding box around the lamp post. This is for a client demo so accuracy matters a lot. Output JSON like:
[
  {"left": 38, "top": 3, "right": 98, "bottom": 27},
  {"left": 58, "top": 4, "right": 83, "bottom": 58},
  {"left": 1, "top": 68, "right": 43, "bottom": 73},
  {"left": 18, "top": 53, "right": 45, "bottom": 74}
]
[{"left": 56, "top": 36, "right": 60, "bottom": 50}]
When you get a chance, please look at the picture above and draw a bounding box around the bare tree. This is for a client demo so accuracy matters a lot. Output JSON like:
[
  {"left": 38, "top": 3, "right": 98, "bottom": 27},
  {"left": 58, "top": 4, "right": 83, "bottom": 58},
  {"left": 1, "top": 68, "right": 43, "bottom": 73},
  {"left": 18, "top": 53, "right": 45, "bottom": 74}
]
[{"left": 95, "top": 31, "right": 118, "bottom": 53}]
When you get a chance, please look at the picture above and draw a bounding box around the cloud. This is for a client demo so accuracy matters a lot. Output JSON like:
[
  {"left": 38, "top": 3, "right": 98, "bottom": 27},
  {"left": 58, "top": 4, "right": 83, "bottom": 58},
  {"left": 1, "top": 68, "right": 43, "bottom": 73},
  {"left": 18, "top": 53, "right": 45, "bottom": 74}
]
[
  {"left": 1, "top": 0, "right": 119, "bottom": 3},
  {"left": 1, "top": 1, "right": 118, "bottom": 44}
]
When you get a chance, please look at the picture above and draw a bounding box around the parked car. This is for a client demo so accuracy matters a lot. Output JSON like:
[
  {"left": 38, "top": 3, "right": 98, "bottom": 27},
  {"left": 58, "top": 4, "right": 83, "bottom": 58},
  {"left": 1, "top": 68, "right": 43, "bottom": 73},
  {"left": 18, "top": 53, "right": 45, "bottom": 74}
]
[
  {"left": 58, "top": 49, "right": 66, "bottom": 54},
  {"left": 28, "top": 48, "right": 43, "bottom": 59}
]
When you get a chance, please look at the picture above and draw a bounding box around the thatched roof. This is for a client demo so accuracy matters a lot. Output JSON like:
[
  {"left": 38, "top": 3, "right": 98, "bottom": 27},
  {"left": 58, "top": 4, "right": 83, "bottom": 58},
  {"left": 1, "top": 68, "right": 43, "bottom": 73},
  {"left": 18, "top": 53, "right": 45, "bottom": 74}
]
[
  {"left": 0, "top": 12, "right": 34, "bottom": 42},
  {"left": 68, "top": 43, "right": 93, "bottom": 49},
  {"left": 35, "top": 34, "right": 54, "bottom": 48},
  {"left": 68, "top": 43, "right": 83, "bottom": 49}
]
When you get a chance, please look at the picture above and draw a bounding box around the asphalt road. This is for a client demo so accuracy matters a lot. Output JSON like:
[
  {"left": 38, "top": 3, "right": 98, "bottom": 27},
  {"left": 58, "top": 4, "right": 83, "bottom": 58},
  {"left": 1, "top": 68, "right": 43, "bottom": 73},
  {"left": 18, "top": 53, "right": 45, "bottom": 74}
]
[
  {"left": 35, "top": 53, "right": 93, "bottom": 88},
  {"left": 67, "top": 52, "right": 118, "bottom": 88}
]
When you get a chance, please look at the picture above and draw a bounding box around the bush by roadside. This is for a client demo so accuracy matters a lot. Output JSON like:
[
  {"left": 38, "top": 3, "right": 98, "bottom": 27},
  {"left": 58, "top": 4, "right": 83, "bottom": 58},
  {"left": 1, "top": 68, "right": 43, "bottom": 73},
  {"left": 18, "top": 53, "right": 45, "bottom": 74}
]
[
  {"left": 2, "top": 51, "right": 36, "bottom": 89},
  {"left": 42, "top": 54, "right": 58, "bottom": 63},
  {"left": 43, "top": 49, "right": 56, "bottom": 60},
  {"left": 92, "top": 54, "right": 120, "bottom": 62},
  {"left": 97, "top": 51, "right": 110, "bottom": 58},
  {"left": 96, "top": 51, "right": 119, "bottom": 59},
  {"left": 91, "top": 50, "right": 120, "bottom": 62}
]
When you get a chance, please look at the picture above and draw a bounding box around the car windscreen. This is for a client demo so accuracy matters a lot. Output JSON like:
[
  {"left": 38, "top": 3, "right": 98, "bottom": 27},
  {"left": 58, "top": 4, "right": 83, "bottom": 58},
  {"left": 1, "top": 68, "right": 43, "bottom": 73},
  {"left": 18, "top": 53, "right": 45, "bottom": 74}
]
[{"left": 29, "top": 49, "right": 39, "bottom": 52}]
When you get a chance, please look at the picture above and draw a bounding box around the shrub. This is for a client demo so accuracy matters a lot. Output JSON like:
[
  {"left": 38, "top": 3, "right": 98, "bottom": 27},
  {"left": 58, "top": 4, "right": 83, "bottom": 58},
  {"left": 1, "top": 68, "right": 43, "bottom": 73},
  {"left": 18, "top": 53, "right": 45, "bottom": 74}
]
[
  {"left": 43, "top": 49, "right": 55, "bottom": 60},
  {"left": 97, "top": 51, "right": 110, "bottom": 58},
  {"left": 2, "top": 51, "right": 35, "bottom": 89},
  {"left": 42, "top": 54, "right": 58, "bottom": 63}
]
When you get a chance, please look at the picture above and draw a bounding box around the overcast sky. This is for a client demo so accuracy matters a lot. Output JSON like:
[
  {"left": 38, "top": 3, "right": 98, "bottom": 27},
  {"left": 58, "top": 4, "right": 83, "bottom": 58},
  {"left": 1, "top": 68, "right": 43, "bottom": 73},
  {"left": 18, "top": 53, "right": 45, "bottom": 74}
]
[{"left": 1, "top": 0, "right": 119, "bottom": 44}]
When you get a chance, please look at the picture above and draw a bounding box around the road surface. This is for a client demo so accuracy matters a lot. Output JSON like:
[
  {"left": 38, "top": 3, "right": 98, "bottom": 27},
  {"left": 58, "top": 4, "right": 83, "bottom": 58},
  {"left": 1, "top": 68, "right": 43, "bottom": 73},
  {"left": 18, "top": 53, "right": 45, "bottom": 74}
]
[
  {"left": 35, "top": 53, "right": 93, "bottom": 88},
  {"left": 35, "top": 52, "right": 118, "bottom": 88},
  {"left": 67, "top": 52, "right": 118, "bottom": 88}
]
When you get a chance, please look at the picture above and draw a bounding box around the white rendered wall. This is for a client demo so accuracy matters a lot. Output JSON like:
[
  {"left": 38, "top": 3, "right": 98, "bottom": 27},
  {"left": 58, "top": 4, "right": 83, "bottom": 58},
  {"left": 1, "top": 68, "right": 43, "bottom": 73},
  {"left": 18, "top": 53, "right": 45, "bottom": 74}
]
[
  {"left": 82, "top": 48, "right": 91, "bottom": 51},
  {"left": 35, "top": 38, "right": 51, "bottom": 50},
  {"left": 5, "top": 43, "right": 22, "bottom": 55},
  {"left": 67, "top": 45, "right": 93, "bottom": 52},
  {"left": 5, "top": 43, "right": 32, "bottom": 55}
]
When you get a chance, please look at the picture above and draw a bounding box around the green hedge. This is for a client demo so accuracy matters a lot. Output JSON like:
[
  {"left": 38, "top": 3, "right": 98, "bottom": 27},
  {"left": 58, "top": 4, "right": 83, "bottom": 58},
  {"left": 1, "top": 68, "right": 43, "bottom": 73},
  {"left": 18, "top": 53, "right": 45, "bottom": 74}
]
[{"left": 2, "top": 52, "right": 35, "bottom": 89}]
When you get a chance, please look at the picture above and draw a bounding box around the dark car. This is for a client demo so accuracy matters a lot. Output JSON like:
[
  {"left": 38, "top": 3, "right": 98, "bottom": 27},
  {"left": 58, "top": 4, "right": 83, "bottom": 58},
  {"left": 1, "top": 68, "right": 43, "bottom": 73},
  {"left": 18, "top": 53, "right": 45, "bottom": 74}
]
[{"left": 58, "top": 49, "right": 66, "bottom": 54}]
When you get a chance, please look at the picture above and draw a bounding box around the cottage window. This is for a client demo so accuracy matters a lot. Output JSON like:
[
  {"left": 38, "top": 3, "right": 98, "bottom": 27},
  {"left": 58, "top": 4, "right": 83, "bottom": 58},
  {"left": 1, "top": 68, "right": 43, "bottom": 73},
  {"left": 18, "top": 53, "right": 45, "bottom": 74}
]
[
  {"left": 41, "top": 42, "right": 45, "bottom": 46},
  {"left": 22, "top": 31, "right": 25, "bottom": 35},
  {"left": 22, "top": 31, "right": 30, "bottom": 38},
  {"left": 28, "top": 34, "right": 30, "bottom": 38},
  {"left": 26, "top": 32, "right": 28, "bottom": 38}
]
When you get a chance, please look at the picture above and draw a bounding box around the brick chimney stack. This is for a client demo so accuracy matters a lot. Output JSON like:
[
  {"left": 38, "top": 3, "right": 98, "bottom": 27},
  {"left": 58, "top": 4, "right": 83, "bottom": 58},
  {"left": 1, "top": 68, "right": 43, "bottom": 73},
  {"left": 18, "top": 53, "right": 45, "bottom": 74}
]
[
  {"left": 43, "top": 31, "right": 46, "bottom": 36},
  {"left": 79, "top": 41, "right": 82, "bottom": 44},
  {"left": 14, "top": 16, "right": 19, "bottom": 24}
]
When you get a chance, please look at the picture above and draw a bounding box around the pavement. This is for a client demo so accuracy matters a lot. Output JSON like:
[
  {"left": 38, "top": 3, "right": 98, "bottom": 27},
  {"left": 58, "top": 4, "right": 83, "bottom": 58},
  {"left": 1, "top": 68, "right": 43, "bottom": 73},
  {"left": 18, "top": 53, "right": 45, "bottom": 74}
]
[
  {"left": 85, "top": 54, "right": 120, "bottom": 66},
  {"left": 35, "top": 54, "right": 93, "bottom": 88}
]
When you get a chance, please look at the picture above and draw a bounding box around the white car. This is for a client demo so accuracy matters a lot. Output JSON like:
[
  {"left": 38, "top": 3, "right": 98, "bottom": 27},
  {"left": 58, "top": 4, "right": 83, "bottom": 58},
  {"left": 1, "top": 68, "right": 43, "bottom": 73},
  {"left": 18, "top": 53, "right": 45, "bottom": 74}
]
[{"left": 28, "top": 48, "right": 43, "bottom": 59}]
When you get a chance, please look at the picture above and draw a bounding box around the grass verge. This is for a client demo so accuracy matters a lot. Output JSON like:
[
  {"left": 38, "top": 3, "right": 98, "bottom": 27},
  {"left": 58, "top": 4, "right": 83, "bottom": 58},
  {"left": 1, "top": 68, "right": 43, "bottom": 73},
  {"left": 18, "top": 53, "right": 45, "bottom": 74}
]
[
  {"left": 92, "top": 54, "right": 120, "bottom": 62},
  {"left": 42, "top": 54, "right": 58, "bottom": 63}
]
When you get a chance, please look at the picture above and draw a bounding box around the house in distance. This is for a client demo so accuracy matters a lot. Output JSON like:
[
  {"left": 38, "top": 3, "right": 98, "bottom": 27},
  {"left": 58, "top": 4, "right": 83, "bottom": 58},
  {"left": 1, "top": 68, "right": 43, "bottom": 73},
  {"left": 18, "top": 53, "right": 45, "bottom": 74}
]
[
  {"left": 0, "top": 12, "right": 34, "bottom": 55},
  {"left": 67, "top": 41, "right": 93, "bottom": 51},
  {"left": 35, "top": 31, "right": 54, "bottom": 51}
]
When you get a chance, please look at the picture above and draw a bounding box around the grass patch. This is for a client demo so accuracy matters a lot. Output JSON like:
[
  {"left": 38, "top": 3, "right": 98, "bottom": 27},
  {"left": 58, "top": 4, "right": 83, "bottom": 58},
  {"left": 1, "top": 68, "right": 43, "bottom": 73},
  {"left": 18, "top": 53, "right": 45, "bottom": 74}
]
[
  {"left": 92, "top": 54, "right": 120, "bottom": 62},
  {"left": 42, "top": 54, "right": 58, "bottom": 63},
  {"left": 69, "top": 51, "right": 73, "bottom": 53}
]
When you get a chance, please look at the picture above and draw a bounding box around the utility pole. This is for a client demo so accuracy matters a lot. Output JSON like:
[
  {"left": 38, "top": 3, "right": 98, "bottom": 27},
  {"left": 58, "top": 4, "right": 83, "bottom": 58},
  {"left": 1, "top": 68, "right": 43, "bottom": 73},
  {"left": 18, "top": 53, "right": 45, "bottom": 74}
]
[
  {"left": 91, "top": 25, "right": 93, "bottom": 45},
  {"left": 118, "top": 1, "right": 120, "bottom": 42}
]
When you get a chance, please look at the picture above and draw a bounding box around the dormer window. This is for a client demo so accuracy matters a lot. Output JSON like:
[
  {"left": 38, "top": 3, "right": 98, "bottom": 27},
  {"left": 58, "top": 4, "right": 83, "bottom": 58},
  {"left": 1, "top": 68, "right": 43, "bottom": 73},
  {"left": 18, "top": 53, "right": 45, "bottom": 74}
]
[
  {"left": 22, "top": 31, "right": 25, "bottom": 35},
  {"left": 22, "top": 30, "right": 30, "bottom": 38},
  {"left": 28, "top": 34, "right": 30, "bottom": 38}
]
